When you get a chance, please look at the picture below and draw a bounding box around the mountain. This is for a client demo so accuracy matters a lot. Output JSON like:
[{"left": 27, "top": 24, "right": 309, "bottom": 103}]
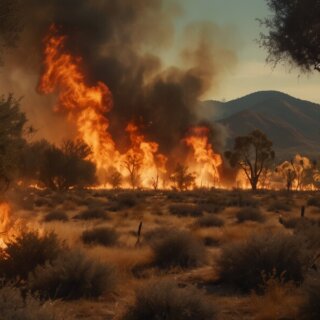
[{"left": 199, "top": 91, "right": 320, "bottom": 160}]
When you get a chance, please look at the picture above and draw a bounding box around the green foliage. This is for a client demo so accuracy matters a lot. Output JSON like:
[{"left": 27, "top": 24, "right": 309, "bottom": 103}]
[
  {"left": 123, "top": 280, "right": 217, "bottom": 320},
  {"left": 217, "top": 232, "right": 306, "bottom": 292},
  {"left": 225, "top": 130, "right": 275, "bottom": 190},
  {"left": 260, "top": 0, "right": 320, "bottom": 73},
  {"left": 29, "top": 250, "right": 116, "bottom": 300},
  {"left": 0, "top": 230, "right": 62, "bottom": 280}
]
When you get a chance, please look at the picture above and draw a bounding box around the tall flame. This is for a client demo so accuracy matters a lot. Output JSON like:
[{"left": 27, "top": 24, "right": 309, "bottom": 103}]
[
  {"left": 184, "top": 127, "right": 222, "bottom": 188},
  {"left": 39, "top": 26, "right": 167, "bottom": 188}
]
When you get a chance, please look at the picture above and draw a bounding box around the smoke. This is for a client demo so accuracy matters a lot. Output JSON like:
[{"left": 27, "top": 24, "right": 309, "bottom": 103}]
[{"left": 0, "top": 0, "right": 236, "bottom": 157}]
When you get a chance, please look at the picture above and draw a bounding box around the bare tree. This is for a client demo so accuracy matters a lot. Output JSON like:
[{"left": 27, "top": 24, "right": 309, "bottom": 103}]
[{"left": 123, "top": 154, "right": 142, "bottom": 189}]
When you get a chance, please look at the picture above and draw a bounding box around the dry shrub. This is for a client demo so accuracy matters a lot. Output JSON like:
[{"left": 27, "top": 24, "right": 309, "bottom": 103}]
[
  {"left": 300, "top": 274, "right": 320, "bottom": 320},
  {"left": 29, "top": 250, "right": 116, "bottom": 300},
  {"left": 151, "top": 229, "right": 206, "bottom": 269},
  {"left": 81, "top": 227, "right": 119, "bottom": 247},
  {"left": 0, "top": 231, "right": 62, "bottom": 280},
  {"left": 73, "top": 208, "right": 108, "bottom": 220},
  {"left": 195, "top": 215, "right": 224, "bottom": 228},
  {"left": 169, "top": 204, "right": 203, "bottom": 217},
  {"left": 217, "top": 232, "right": 306, "bottom": 292},
  {"left": 0, "top": 284, "right": 59, "bottom": 320},
  {"left": 44, "top": 210, "right": 68, "bottom": 222},
  {"left": 250, "top": 275, "right": 301, "bottom": 320},
  {"left": 307, "top": 196, "right": 320, "bottom": 208},
  {"left": 122, "top": 280, "right": 217, "bottom": 320},
  {"left": 236, "top": 207, "right": 266, "bottom": 223},
  {"left": 268, "top": 200, "right": 291, "bottom": 212}
]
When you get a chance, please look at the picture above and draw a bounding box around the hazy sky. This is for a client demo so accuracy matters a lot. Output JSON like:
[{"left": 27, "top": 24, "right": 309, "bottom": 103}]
[{"left": 176, "top": 0, "right": 319, "bottom": 103}]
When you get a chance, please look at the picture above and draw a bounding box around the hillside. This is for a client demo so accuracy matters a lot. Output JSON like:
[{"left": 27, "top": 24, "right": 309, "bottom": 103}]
[{"left": 200, "top": 91, "right": 320, "bottom": 160}]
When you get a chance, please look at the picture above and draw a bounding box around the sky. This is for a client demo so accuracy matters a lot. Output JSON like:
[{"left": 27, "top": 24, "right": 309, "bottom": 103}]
[{"left": 175, "top": 0, "right": 319, "bottom": 103}]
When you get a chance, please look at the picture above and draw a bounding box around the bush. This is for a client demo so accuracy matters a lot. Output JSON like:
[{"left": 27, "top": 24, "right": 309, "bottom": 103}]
[
  {"left": 151, "top": 230, "right": 206, "bottom": 269},
  {"left": 169, "top": 204, "right": 203, "bottom": 217},
  {"left": 268, "top": 200, "right": 291, "bottom": 212},
  {"left": 29, "top": 250, "right": 116, "bottom": 300},
  {"left": 300, "top": 274, "right": 320, "bottom": 320},
  {"left": 195, "top": 215, "right": 224, "bottom": 228},
  {"left": 44, "top": 210, "right": 68, "bottom": 222},
  {"left": 73, "top": 208, "right": 108, "bottom": 220},
  {"left": 217, "top": 233, "right": 306, "bottom": 292},
  {"left": 81, "top": 227, "right": 119, "bottom": 246},
  {"left": 307, "top": 196, "right": 320, "bottom": 208},
  {"left": 0, "top": 284, "right": 58, "bottom": 320},
  {"left": 236, "top": 207, "right": 265, "bottom": 223},
  {"left": 0, "top": 231, "right": 62, "bottom": 280},
  {"left": 123, "top": 280, "right": 217, "bottom": 320}
]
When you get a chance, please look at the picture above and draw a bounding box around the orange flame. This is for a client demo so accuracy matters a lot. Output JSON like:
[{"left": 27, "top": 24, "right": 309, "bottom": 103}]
[
  {"left": 0, "top": 202, "right": 11, "bottom": 249},
  {"left": 184, "top": 127, "right": 222, "bottom": 188},
  {"left": 39, "top": 26, "right": 167, "bottom": 188}
]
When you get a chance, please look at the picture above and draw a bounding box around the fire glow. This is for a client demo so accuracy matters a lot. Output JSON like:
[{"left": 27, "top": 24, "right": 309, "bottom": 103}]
[{"left": 38, "top": 26, "right": 222, "bottom": 189}]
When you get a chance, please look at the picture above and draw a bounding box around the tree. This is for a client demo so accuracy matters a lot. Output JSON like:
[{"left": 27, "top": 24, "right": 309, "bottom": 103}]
[
  {"left": 122, "top": 154, "right": 142, "bottom": 190},
  {"left": 0, "top": 94, "right": 27, "bottom": 191},
  {"left": 170, "top": 164, "right": 195, "bottom": 191},
  {"left": 225, "top": 130, "right": 275, "bottom": 191},
  {"left": 0, "top": 0, "right": 22, "bottom": 62},
  {"left": 106, "top": 167, "right": 122, "bottom": 189},
  {"left": 260, "top": 0, "right": 320, "bottom": 72},
  {"left": 21, "top": 139, "right": 96, "bottom": 190},
  {"left": 276, "top": 161, "right": 297, "bottom": 191}
]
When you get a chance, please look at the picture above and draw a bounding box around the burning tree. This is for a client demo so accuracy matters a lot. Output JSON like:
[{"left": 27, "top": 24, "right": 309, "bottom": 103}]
[
  {"left": 170, "top": 164, "right": 195, "bottom": 191},
  {"left": 276, "top": 161, "right": 297, "bottom": 191},
  {"left": 225, "top": 130, "right": 275, "bottom": 191},
  {"left": 106, "top": 167, "right": 122, "bottom": 189},
  {"left": 122, "top": 154, "right": 142, "bottom": 190}
]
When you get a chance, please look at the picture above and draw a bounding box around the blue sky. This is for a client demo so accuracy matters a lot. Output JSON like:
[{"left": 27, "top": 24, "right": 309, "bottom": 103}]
[{"left": 172, "top": 0, "right": 319, "bottom": 102}]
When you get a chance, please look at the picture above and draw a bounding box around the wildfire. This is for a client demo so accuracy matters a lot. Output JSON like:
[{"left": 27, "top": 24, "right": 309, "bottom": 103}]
[
  {"left": 0, "top": 202, "right": 12, "bottom": 249},
  {"left": 184, "top": 127, "right": 222, "bottom": 188},
  {"left": 39, "top": 26, "right": 167, "bottom": 188}
]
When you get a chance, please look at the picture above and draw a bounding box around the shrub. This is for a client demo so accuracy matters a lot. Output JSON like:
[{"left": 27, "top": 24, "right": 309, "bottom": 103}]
[
  {"left": 217, "top": 232, "right": 306, "bottom": 292},
  {"left": 307, "top": 196, "right": 320, "bottom": 208},
  {"left": 29, "top": 250, "right": 116, "bottom": 300},
  {"left": 81, "top": 227, "right": 119, "bottom": 246},
  {"left": 300, "top": 274, "right": 320, "bottom": 320},
  {"left": 44, "top": 210, "right": 68, "bottom": 222},
  {"left": 169, "top": 204, "right": 203, "bottom": 217},
  {"left": 268, "top": 200, "right": 291, "bottom": 212},
  {"left": 195, "top": 215, "right": 224, "bottom": 228},
  {"left": 123, "top": 280, "right": 217, "bottom": 320},
  {"left": 236, "top": 207, "right": 266, "bottom": 223},
  {"left": 0, "top": 284, "right": 58, "bottom": 320},
  {"left": 73, "top": 208, "right": 108, "bottom": 220},
  {"left": 151, "top": 230, "right": 206, "bottom": 269},
  {"left": 281, "top": 217, "right": 301, "bottom": 229},
  {"left": 0, "top": 231, "right": 62, "bottom": 280}
]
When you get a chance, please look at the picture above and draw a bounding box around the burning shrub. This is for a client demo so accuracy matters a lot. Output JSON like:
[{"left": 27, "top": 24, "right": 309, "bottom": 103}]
[
  {"left": 217, "top": 232, "right": 306, "bottom": 292},
  {"left": 0, "top": 230, "right": 62, "bottom": 280},
  {"left": 21, "top": 139, "right": 96, "bottom": 191},
  {"left": 169, "top": 204, "right": 203, "bottom": 217},
  {"left": 29, "top": 250, "right": 116, "bottom": 300},
  {"left": 235, "top": 207, "right": 266, "bottom": 223},
  {"left": 300, "top": 274, "right": 320, "bottom": 320},
  {"left": 81, "top": 227, "right": 119, "bottom": 247},
  {"left": 44, "top": 210, "right": 68, "bottom": 222},
  {"left": 0, "top": 284, "right": 58, "bottom": 320},
  {"left": 195, "top": 215, "right": 224, "bottom": 228},
  {"left": 123, "top": 280, "right": 217, "bottom": 320},
  {"left": 73, "top": 208, "right": 108, "bottom": 220},
  {"left": 151, "top": 229, "right": 206, "bottom": 269}
]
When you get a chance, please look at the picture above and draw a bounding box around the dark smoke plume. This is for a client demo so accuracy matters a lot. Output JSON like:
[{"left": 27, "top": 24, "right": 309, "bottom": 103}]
[{"left": 0, "top": 0, "right": 236, "bottom": 157}]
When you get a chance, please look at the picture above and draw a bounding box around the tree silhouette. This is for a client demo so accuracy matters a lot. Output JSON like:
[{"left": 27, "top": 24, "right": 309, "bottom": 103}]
[
  {"left": 225, "top": 130, "right": 275, "bottom": 191},
  {"left": 122, "top": 154, "right": 142, "bottom": 189},
  {"left": 260, "top": 0, "right": 320, "bottom": 72},
  {"left": 170, "top": 164, "right": 195, "bottom": 191}
]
